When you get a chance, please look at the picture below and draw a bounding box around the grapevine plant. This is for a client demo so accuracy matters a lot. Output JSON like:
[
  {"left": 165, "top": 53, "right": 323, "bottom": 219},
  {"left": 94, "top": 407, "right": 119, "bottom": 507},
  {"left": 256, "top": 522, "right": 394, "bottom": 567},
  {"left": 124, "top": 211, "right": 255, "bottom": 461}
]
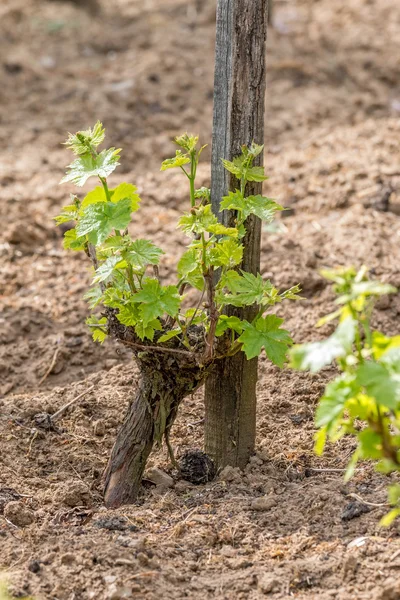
[
  {"left": 56, "top": 122, "right": 300, "bottom": 507},
  {"left": 290, "top": 267, "right": 400, "bottom": 524}
]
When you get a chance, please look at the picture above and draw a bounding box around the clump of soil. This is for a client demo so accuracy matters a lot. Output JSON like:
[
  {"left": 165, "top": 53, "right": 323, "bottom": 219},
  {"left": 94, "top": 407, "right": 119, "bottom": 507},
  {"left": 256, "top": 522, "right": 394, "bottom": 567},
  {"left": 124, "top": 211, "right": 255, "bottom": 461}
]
[{"left": 1, "top": 0, "right": 400, "bottom": 598}]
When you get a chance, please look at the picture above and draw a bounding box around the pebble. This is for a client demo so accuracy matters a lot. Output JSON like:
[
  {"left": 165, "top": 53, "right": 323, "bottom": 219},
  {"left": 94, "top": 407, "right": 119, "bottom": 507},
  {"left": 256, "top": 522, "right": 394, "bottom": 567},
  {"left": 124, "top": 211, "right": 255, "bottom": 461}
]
[
  {"left": 258, "top": 574, "right": 280, "bottom": 594},
  {"left": 219, "top": 466, "right": 242, "bottom": 482},
  {"left": 145, "top": 467, "right": 174, "bottom": 488},
  {"left": 93, "top": 419, "right": 106, "bottom": 436},
  {"left": 107, "top": 584, "right": 134, "bottom": 599},
  {"left": 4, "top": 501, "right": 35, "bottom": 527},
  {"left": 57, "top": 481, "right": 91, "bottom": 507},
  {"left": 250, "top": 496, "right": 277, "bottom": 511},
  {"left": 60, "top": 553, "right": 75, "bottom": 565}
]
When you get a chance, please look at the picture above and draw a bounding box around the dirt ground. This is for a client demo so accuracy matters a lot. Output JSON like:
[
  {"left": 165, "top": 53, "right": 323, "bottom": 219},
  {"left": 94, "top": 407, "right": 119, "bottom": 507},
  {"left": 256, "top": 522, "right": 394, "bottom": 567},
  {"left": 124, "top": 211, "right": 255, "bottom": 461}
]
[{"left": 1, "top": 0, "right": 400, "bottom": 598}]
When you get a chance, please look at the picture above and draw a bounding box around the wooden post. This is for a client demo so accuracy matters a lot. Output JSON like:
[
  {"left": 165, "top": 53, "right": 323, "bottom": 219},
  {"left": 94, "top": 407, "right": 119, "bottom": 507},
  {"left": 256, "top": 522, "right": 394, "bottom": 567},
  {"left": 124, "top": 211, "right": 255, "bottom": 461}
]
[{"left": 204, "top": 0, "right": 268, "bottom": 469}]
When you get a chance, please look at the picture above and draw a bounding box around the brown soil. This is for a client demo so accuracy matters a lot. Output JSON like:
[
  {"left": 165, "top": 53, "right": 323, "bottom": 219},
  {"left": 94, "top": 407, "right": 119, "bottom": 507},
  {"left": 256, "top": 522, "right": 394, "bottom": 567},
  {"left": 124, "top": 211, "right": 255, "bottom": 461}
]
[{"left": 1, "top": 0, "right": 400, "bottom": 598}]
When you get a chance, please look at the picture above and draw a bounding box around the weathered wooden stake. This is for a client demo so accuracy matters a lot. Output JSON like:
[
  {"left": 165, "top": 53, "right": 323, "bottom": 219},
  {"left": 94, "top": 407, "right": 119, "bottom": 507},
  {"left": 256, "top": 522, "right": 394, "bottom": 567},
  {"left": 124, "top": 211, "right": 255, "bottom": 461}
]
[{"left": 204, "top": 0, "right": 268, "bottom": 468}]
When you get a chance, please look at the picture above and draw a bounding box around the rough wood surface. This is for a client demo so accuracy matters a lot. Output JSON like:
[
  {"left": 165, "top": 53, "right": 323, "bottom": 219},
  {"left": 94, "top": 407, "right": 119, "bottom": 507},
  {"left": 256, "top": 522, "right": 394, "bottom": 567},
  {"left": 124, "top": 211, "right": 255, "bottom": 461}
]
[{"left": 205, "top": 0, "right": 268, "bottom": 469}]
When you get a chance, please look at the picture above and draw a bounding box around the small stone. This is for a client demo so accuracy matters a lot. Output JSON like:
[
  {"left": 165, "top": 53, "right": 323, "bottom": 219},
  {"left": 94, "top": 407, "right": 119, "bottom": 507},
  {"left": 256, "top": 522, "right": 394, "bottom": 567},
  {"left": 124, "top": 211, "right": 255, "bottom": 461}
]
[
  {"left": 4, "top": 501, "right": 35, "bottom": 527},
  {"left": 220, "top": 545, "right": 236, "bottom": 558},
  {"left": 107, "top": 585, "right": 134, "bottom": 599},
  {"left": 174, "top": 480, "right": 195, "bottom": 493},
  {"left": 145, "top": 467, "right": 174, "bottom": 488},
  {"left": 60, "top": 553, "right": 75, "bottom": 565},
  {"left": 57, "top": 482, "right": 91, "bottom": 507},
  {"left": 219, "top": 466, "right": 242, "bottom": 483},
  {"left": 28, "top": 560, "right": 41, "bottom": 573},
  {"left": 258, "top": 575, "right": 280, "bottom": 594},
  {"left": 250, "top": 496, "right": 277, "bottom": 511},
  {"left": 93, "top": 420, "right": 106, "bottom": 436}
]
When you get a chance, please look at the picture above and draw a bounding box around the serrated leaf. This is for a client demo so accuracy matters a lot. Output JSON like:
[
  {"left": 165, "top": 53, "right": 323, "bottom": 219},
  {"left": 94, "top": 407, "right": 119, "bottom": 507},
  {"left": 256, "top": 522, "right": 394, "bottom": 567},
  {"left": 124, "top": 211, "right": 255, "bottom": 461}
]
[
  {"left": 125, "top": 239, "right": 164, "bottom": 269},
  {"left": 290, "top": 316, "right": 356, "bottom": 373},
  {"left": 63, "top": 228, "right": 86, "bottom": 251},
  {"left": 54, "top": 204, "right": 79, "bottom": 225},
  {"left": 178, "top": 204, "right": 218, "bottom": 235},
  {"left": 238, "top": 315, "right": 293, "bottom": 365},
  {"left": 86, "top": 315, "right": 107, "bottom": 343},
  {"left": 84, "top": 286, "right": 103, "bottom": 309},
  {"left": 194, "top": 187, "right": 211, "bottom": 201},
  {"left": 131, "top": 279, "right": 180, "bottom": 326},
  {"left": 218, "top": 270, "right": 274, "bottom": 307},
  {"left": 245, "top": 166, "right": 268, "bottom": 182},
  {"left": 64, "top": 121, "right": 105, "bottom": 155},
  {"left": 135, "top": 318, "right": 162, "bottom": 341},
  {"left": 160, "top": 150, "right": 191, "bottom": 171},
  {"left": 116, "top": 303, "right": 140, "bottom": 326},
  {"left": 215, "top": 315, "right": 244, "bottom": 337},
  {"left": 209, "top": 238, "right": 243, "bottom": 268},
  {"left": 158, "top": 329, "right": 181, "bottom": 343},
  {"left": 178, "top": 248, "right": 200, "bottom": 276},
  {"left": 93, "top": 255, "right": 123, "bottom": 283},
  {"left": 220, "top": 191, "right": 282, "bottom": 222},
  {"left": 174, "top": 133, "right": 198, "bottom": 152},
  {"left": 221, "top": 157, "right": 243, "bottom": 179},
  {"left": 76, "top": 198, "right": 132, "bottom": 245},
  {"left": 110, "top": 183, "right": 141, "bottom": 212},
  {"left": 207, "top": 223, "right": 238, "bottom": 237},
  {"left": 61, "top": 148, "right": 121, "bottom": 187}
]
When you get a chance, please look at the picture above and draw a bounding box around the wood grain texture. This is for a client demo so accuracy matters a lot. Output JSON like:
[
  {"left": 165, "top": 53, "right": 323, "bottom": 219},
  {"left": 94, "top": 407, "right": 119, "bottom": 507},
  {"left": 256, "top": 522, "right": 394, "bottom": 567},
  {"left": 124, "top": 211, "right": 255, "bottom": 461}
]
[{"left": 205, "top": 0, "right": 268, "bottom": 469}]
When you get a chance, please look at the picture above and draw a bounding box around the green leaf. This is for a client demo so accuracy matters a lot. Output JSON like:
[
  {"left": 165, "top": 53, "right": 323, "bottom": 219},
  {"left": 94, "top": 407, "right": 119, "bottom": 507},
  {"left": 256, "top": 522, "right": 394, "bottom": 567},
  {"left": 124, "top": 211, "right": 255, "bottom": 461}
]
[
  {"left": 76, "top": 198, "right": 132, "bottom": 245},
  {"left": 315, "top": 375, "right": 355, "bottom": 428},
  {"left": 135, "top": 318, "right": 162, "bottom": 341},
  {"left": 158, "top": 329, "right": 182, "bottom": 343},
  {"left": 63, "top": 228, "right": 86, "bottom": 251},
  {"left": 290, "top": 316, "right": 356, "bottom": 373},
  {"left": 209, "top": 238, "right": 243, "bottom": 268},
  {"left": 54, "top": 203, "right": 79, "bottom": 225},
  {"left": 93, "top": 255, "right": 122, "bottom": 283},
  {"left": 61, "top": 148, "right": 121, "bottom": 187},
  {"left": 64, "top": 121, "right": 105, "bottom": 155},
  {"left": 238, "top": 315, "right": 293, "bottom": 366},
  {"left": 160, "top": 150, "right": 190, "bottom": 171},
  {"left": 178, "top": 248, "right": 200, "bottom": 276},
  {"left": 81, "top": 186, "right": 107, "bottom": 208},
  {"left": 126, "top": 239, "right": 164, "bottom": 269},
  {"left": 194, "top": 187, "right": 211, "bottom": 201},
  {"left": 110, "top": 183, "right": 141, "bottom": 212},
  {"left": 207, "top": 223, "right": 238, "bottom": 237},
  {"left": 131, "top": 279, "right": 180, "bottom": 326},
  {"left": 215, "top": 315, "right": 244, "bottom": 337},
  {"left": 380, "top": 508, "right": 400, "bottom": 527},
  {"left": 86, "top": 315, "right": 107, "bottom": 343},
  {"left": 117, "top": 303, "right": 140, "bottom": 326},
  {"left": 218, "top": 270, "right": 274, "bottom": 307},
  {"left": 220, "top": 191, "right": 283, "bottom": 222},
  {"left": 314, "top": 427, "right": 327, "bottom": 455},
  {"left": 178, "top": 204, "right": 218, "bottom": 235},
  {"left": 356, "top": 361, "right": 400, "bottom": 410},
  {"left": 84, "top": 286, "right": 103, "bottom": 309},
  {"left": 245, "top": 166, "right": 268, "bottom": 182},
  {"left": 174, "top": 133, "right": 198, "bottom": 152},
  {"left": 221, "top": 157, "right": 243, "bottom": 179}
]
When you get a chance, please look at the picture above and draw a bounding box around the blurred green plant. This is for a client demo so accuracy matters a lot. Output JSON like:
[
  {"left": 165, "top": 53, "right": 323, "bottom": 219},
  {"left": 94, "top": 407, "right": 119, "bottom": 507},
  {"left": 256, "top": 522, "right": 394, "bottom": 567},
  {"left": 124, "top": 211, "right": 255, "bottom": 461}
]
[{"left": 290, "top": 266, "right": 400, "bottom": 525}]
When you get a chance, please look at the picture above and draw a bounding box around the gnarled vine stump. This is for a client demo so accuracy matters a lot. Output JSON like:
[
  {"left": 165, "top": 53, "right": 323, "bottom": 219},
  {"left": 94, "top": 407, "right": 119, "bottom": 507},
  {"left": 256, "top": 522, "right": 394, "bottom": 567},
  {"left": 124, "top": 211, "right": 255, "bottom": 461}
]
[{"left": 103, "top": 313, "right": 213, "bottom": 508}]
